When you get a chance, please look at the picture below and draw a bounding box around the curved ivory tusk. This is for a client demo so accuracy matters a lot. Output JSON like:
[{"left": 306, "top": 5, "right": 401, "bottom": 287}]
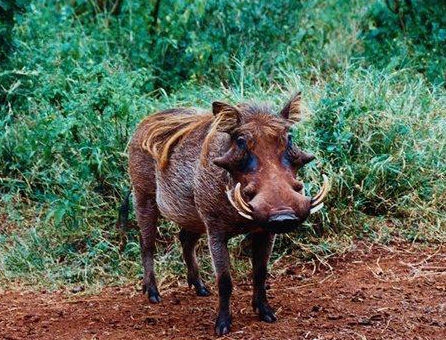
[
  {"left": 234, "top": 182, "right": 253, "bottom": 213},
  {"left": 236, "top": 210, "right": 254, "bottom": 220},
  {"left": 311, "top": 174, "right": 330, "bottom": 207},
  {"left": 226, "top": 186, "right": 254, "bottom": 220},
  {"left": 310, "top": 202, "right": 324, "bottom": 214},
  {"left": 225, "top": 186, "right": 238, "bottom": 210}
]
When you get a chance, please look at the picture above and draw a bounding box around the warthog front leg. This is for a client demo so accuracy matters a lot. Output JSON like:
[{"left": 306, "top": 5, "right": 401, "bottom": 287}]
[
  {"left": 179, "top": 228, "right": 210, "bottom": 297},
  {"left": 207, "top": 232, "right": 232, "bottom": 336},
  {"left": 251, "top": 231, "right": 277, "bottom": 322}
]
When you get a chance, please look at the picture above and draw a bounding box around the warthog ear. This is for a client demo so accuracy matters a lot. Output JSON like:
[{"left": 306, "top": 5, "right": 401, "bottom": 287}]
[
  {"left": 212, "top": 101, "right": 241, "bottom": 133},
  {"left": 296, "top": 150, "right": 315, "bottom": 166},
  {"left": 213, "top": 150, "right": 233, "bottom": 171},
  {"left": 280, "top": 92, "right": 302, "bottom": 122},
  {"left": 286, "top": 146, "right": 315, "bottom": 167}
]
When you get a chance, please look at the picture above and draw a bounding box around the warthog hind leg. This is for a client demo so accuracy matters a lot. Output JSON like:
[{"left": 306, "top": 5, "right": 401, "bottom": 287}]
[
  {"left": 135, "top": 193, "right": 161, "bottom": 303},
  {"left": 179, "top": 228, "right": 210, "bottom": 297}
]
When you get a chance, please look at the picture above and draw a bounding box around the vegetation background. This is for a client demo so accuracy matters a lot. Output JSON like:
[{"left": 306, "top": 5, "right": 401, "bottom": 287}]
[{"left": 0, "top": 0, "right": 445, "bottom": 290}]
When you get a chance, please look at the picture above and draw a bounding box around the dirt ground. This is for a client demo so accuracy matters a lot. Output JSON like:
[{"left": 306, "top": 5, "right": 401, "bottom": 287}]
[{"left": 1, "top": 241, "right": 445, "bottom": 340}]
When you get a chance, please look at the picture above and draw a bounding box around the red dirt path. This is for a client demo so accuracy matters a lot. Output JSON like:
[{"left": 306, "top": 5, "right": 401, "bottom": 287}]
[{"left": 1, "top": 241, "right": 445, "bottom": 340}]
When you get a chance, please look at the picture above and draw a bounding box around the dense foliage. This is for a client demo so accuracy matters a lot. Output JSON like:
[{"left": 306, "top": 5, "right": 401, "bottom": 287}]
[{"left": 0, "top": 0, "right": 445, "bottom": 288}]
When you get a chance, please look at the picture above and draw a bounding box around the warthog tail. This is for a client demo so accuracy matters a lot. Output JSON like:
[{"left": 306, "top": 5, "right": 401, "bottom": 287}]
[{"left": 117, "top": 189, "right": 132, "bottom": 232}]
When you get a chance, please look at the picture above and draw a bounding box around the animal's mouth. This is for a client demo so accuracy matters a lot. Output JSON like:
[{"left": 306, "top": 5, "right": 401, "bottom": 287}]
[
  {"left": 264, "top": 222, "right": 301, "bottom": 234},
  {"left": 225, "top": 175, "right": 330, "bottom": 221},
  {"left": 264, "top": 225, "right": 299, "bottom": 234},
  {"left": 262, "top": 212, "right": 302, "bottom": 234}
]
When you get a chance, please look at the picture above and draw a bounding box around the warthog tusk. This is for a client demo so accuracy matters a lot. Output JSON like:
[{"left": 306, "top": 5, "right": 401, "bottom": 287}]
[
  {"left": 234, "top": 182, "right": 253, "bottom": 213},
  {"left": 226, "top": 184, "right": 253, "bottom": 220},
  {"left": 310, "top": 202, "right": 324, "bottom": 214},
  {"left": 236, "top": 210, "right": 254, "bottom": 220},
  {"left": 310, "top": 174, "right": 330, "bottom": 211}
]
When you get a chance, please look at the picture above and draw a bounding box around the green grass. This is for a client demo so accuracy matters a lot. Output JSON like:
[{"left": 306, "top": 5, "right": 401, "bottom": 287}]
[{"left": 0, "top": 0, "right": 445, "bottom": 290}]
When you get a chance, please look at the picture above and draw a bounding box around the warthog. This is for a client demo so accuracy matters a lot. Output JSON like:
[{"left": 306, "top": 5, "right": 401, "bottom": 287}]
[{"left": 127, "top": 93, "right": 329, "bottom": 335}]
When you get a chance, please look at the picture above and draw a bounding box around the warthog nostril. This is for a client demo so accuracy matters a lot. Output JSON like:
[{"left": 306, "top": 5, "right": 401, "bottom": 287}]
[{"left": 268, "top": 212, "right": 300, "bottom": 223}]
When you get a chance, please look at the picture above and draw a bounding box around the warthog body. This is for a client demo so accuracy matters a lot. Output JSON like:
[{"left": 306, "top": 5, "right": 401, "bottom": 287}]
[{"left": 128, "top": 94, "right": 328, "bottom": 335}]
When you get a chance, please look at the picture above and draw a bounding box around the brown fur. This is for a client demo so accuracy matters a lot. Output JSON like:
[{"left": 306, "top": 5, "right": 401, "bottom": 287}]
[
  {"left": 128, "top": 94, "right": 317, "bottom": 336},
  {"left": 141, "top": 109, "right": 213, "bottom": 169}
]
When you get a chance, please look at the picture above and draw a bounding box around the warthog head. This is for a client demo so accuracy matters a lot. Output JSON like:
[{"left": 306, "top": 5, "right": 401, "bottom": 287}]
[{"left": 212, "top": 94, "right": 329, "bottom": 234}]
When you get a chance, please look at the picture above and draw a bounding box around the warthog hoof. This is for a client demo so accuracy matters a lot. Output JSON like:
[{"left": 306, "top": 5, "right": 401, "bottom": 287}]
[
  {"left": 193, "top": 281, "right": 211, "bottom": 297},
  {"left": 148, "top": 292, "right": 161, "bottom": 304},
  {"left": 215, "top": 313, "right": 231, "bottom": 336},
  {"left": 143, "top": 285, "right": 161, "bottom": 304},
  {"left": 196, "top": 285, "right": 211, "bottom": 297},
  {"left": 188, "top": 279, "right": 211, "bottom": 297},
  {"left": 254, "top": 302, "right": 277, "bottom": 323}
]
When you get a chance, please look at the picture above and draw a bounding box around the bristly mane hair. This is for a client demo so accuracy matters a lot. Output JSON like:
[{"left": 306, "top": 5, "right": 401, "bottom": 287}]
[
  {"left": 141, "top": 103, "right": 291, "bottom": 170},
  {"left": 234, "top": 103, "right": 291, "bottom": 139},
  {"left": 141, "top": 109, "right": 213, "bottom": 169}
]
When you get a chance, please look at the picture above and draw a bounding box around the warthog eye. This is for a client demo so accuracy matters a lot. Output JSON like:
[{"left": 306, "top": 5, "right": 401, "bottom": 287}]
[
  {"left": 213, "top": 135, "right": 258, "bottom": 173},
  {"left": 283, "top": 135, "right": 297, "bottom": 167},
  {"left": 236, "top": 136, "right": 247, "bottom": 150},
  {"left": 282, "top": 135, "right": 315, "bottom": 168},
  {"left": 283, "top": 150, "right": 295, "bottom": 168},
  {"left": 287, "top": 134, "right": 293, "bottom": 148},
  {"left": 239, "top": 151, "right": 257, "bottom": 173},
  {"left": 285, "top": 134, "right": 297, "bottom": 156},
  {"left": 234, "top": 136, "right": 257, "bottom": 173}
]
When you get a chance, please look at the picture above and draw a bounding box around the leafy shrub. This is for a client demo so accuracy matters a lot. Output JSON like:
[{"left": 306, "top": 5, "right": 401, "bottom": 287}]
[{"left": 360, "top": 0, "right": 446, "bottom": 83}]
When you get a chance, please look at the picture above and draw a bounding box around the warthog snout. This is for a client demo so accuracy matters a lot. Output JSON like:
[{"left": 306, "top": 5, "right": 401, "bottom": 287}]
[
  {"left": 267, "top": 211, "right": 300, "bottom": 233},
  {"left": 269, "top": 212, "right": 299, "bottom": 223},
  {"left": 227, "top": 174, "right": 329, "bottom": 229}
]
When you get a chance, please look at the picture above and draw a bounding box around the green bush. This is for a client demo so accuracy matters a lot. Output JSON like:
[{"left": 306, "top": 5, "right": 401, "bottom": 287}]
[{"left": 360, "top": 0, "right": 446, "bottom": 83}]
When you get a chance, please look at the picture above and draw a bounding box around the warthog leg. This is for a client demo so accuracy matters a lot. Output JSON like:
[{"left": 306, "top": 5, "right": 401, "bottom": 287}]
[
  {"left": 135, "top": 192, "right": 161, "bottom": 303},
  {"left": 208, "top": 232, "right": 232, "bottom": 336},
  {"left": 179, "top": 229, "right": 210, "bottom": 297},
  {"left": 251, "top": 231, "right": 277, "bottom": 323}
]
